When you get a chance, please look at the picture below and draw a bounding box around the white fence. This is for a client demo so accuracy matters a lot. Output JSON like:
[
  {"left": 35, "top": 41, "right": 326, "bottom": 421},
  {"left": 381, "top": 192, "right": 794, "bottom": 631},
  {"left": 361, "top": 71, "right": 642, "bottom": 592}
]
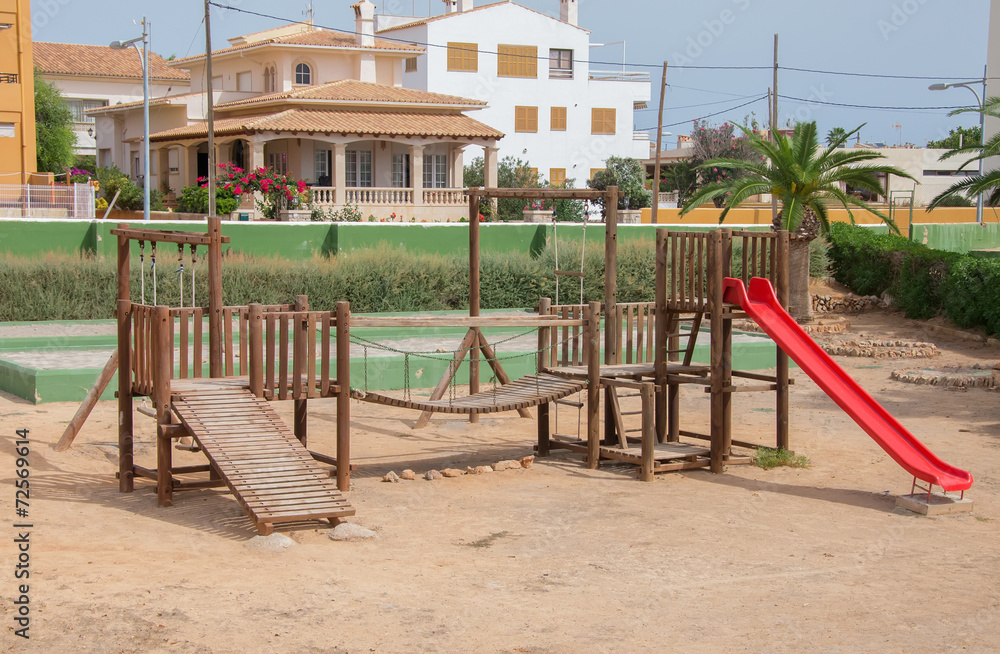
[{"left": 0, "top": 183, "right": 95, "bottom": 219}]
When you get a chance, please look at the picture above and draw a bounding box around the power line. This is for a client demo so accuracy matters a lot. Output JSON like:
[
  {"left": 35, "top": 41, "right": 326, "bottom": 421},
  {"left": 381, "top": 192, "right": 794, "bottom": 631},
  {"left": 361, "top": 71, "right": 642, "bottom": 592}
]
[
  {"left": 636, "top": 94, "right": 763, "bottom": 113},
  {"left": 638, "top": 95, "right": 767, "bottom": 131},
  {"left": 778, "top": 94, "right": 966, "bottom": 111},
  {"left": 779, "top": 65, "right": 986, "bottom": 81}
]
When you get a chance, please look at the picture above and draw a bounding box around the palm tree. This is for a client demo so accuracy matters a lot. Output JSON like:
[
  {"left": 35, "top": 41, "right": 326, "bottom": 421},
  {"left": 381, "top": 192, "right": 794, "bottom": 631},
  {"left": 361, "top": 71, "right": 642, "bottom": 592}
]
[
  {"left": 680, "top": 121, "right": 915, "bottom": 321},
  {"left": 929, "top": 97, "right": 1000, "bottom": 209},
  {"left": 826, "top": 126, "right": 848, "bottom": 147}
]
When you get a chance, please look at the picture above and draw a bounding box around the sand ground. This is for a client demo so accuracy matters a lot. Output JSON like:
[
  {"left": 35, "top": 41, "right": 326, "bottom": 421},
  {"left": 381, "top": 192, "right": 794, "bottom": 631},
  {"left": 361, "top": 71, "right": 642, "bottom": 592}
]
[{"left": 2, "top": 310, "right": 999, "bottom": 653}]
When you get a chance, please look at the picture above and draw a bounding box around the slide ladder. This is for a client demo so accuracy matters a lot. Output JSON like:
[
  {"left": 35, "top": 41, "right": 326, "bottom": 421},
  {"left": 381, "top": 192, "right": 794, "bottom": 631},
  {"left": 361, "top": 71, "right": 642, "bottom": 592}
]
[
  {"left": 171, "top": 388, "right": 355, "bottom": 534},
  {"left": 723, "top": 277, "right": 972, "bottom": 492}
]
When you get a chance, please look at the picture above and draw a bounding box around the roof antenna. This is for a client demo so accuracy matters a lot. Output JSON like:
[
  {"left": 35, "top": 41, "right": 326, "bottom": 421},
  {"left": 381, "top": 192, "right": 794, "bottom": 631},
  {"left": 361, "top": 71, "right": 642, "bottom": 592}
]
[{"left": 303, "top": 1, "right": 313, "bottom": 23}]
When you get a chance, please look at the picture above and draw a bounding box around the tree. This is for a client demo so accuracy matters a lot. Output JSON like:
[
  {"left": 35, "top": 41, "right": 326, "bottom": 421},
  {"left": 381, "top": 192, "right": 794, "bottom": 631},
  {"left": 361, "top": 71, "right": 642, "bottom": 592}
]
[
  {"left": 929, "top": 98, "right": 1000, "bottom": 210},
  {"left": 34, "top": 69, "right": 76, "bottom": 174},
  {"left": 688, "top": 120, "right": 756, "bottom": 206},
  {"left": 656, "top": 161, "right": 699, "bottom": 205},
  {"left": 587, "top": 156, "right": 651, "bottom": 213},
  {"left": 826, "top": 127, "right": 848, "bottom": 147},
  {"left": 680, "top": 121, "right": 914, "bottom": 321},
  {"left": 464, "top": 155, "right": 538, "bottom": 221},
  {"left": 927, "top": 125, "right": 981, "bottom": 150}
]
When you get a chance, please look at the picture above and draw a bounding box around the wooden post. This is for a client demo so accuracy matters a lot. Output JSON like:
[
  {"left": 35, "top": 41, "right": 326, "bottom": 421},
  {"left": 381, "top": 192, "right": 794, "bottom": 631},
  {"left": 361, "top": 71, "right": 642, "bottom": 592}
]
[
  {"left": 469, "top": 188, "right": 481, "bottom": 424},
  {"left": 651, "top": 61, "right": 668, "bottom": 225},
  {"left": 293, "top": 295, "right": 308, "bottom": 446},
  {"left": 721, "top": 231, "right": 734, "bottom": 464},
  {"left": 775, "top": 230, "right": 790, "bottom": 450},
  {"left": 117, "top": 299, "right": 134, "bottom": 492},
  {"left": 335, "top": 301, "right": 351, "bottom": 492},
  {"left": 117, "top": 223, "right": 130, "bottom": 304},
  {"left": 207, "top": 216, "right": 223, "bottom": 377},
  {"left": 708, "top": 231, "right": 725, "bottom": 474},
  {"left": 604, "top": 186, "right": 618, "bottom": 365},
  {"left": 152, "top": 305, "right": 173, "bottom": 507},
  {"left": 586, "top": 301, "right": 602, "bottom": 469},
  {"left": 537, "top": 297, "right": 551, "bottom": 457},
  {"left": 248, "top": 303, "right": 263, "bottom": 398},
  {"left": 56, "top": 350, "right": 119, "bottom": 451},
  {"left": 654, "top": 229, "right": 668, "bottom": 444},
  {"left": 640, "top": 383, "right": 655, "bottom": 482}
]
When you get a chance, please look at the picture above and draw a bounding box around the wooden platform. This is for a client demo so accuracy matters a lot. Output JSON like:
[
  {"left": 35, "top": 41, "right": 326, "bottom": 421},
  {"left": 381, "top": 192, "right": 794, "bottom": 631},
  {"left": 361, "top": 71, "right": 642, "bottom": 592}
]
[
  {"left": 351, "top": 373, "right": 587, "bottom": 415},
  {"left": 170, "top": 388, "right": 354, "bottom": 535},
  {"left": 550, "top": 436, "right": 722, "bottom": 474}
]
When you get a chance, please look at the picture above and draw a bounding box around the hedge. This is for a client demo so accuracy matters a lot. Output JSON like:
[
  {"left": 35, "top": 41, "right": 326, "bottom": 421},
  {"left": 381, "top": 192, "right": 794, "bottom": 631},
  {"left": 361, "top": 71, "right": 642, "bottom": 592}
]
[{"left": 827, "top": 222, "right": 1000, "bottom": 334}]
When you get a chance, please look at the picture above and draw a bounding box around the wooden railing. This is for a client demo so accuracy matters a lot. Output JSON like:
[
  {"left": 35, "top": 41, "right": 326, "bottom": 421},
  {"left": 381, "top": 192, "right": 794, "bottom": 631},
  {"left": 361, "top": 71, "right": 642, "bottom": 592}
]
[
  {"left": 539, "top": 301, "right": 589, "bottom": 368},
  {"left": 664, "top": 231, "right": 710, "bottom": 312},
  {"left": 615, "top": 302, "right": 656, "bottom": 365},
  {"left": 130, "top": 304, "right": 156, "bottom": 397},
  {"left": 730, "top": 230, "right": 783, "bottom": 289}
]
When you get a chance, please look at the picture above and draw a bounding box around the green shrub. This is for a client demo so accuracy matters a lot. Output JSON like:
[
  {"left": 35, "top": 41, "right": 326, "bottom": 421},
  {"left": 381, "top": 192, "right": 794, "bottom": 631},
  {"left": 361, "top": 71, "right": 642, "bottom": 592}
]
[
  {"left": 97, "top": 165, "right": 164, "bottom": 211},
  {"left": 176, "top": 184, "right": 239, "bottom": 215}
]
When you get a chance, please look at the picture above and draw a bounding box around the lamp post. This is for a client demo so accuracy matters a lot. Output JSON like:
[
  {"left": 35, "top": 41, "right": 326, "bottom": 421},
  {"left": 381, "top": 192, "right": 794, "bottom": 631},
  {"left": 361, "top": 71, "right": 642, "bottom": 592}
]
[
  {"left": 110, "top": 18, "right": 150, "bottom": 221},
  {"left": 929, "top": 65, "right": 988, "bottom": 224}
]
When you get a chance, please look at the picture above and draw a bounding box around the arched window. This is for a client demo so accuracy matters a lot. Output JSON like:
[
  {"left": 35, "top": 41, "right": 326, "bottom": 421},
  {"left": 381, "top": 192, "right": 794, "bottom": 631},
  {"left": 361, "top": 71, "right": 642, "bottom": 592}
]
[
  {"left": 263, "top": 65, "right": 276, "bottom": 93},
  {"left": 295, "top": 62, "right": 311, "bottom": 85},
  {"left": 231, "top": 140, "right": 246, "bottom": 171}
]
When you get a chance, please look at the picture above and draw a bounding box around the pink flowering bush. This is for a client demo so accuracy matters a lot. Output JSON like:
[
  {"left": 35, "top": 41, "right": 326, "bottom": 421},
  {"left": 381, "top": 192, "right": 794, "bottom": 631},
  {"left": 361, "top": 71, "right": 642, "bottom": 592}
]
[
  {"left": 217, "top": 162, "right": 307, "bottom": 220},
  {"left": 689, "top": 119, "right": 756, "bottom": 207}
]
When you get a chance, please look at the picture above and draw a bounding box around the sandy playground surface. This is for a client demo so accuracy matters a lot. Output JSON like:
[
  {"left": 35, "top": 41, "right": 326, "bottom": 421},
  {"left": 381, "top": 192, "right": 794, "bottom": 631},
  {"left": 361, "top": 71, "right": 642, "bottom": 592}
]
[{"left": 1, "top": 310, "right": 999, "bottom": 653}]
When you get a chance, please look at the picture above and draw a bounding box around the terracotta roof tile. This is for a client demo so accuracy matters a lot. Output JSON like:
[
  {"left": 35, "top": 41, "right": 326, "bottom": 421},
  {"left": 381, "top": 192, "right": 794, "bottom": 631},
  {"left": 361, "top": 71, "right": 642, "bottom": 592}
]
[
  {"left": 33, "top": 42, "right": 190, "bottom": 81},
  {"left": 215, "top": 79, "right": 485, "bottom": 109},
  {"left": 85, "top": 91, "right": 206, "bottom": 114},
  {"left": 150, "top": 108, "right": 503, "bottom": 142},
  {"left": 170, "top": 27, "right": 423, "bottom": 66}
]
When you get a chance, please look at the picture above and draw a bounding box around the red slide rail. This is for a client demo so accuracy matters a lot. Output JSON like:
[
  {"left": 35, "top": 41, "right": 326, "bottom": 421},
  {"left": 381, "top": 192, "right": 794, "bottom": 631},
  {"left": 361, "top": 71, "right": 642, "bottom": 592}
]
[{"left": 723, "top": 276, "right": 972, "bottom": 492}]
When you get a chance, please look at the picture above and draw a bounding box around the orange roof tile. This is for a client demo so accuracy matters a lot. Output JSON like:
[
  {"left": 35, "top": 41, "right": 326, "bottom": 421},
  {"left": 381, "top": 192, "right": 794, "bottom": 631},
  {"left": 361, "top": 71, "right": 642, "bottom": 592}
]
[
  {"left": 170, "top": 27, "right": 423, "bottom": 67},
  {"left": 150, "top": 108, "right": 503, "bottom": 142},
  {"left": 85, "top": 91, "right": 205, "bottom": 114},
  {"left": 33, "top": 42, "right": 190, "bottom": 81},
  {"left": 215, "top": 80, "right": 485, "bottom": 109}
]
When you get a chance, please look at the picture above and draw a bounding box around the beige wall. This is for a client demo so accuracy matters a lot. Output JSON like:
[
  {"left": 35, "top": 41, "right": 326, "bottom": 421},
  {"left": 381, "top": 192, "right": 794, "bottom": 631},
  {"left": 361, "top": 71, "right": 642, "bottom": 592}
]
[{"left": 0, "top": 0, "right": 35, "bottom": 183}]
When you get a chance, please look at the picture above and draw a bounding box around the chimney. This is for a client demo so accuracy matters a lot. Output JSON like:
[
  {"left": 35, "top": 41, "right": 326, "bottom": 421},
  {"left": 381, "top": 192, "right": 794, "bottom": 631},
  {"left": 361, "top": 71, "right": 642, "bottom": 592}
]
[
  {"left": 442, "top": 0, "right": 457, "bottom": 13},
  {"left": 457, "top": 0, "right": 474, "bottom": 12},
  {"left": 353, "top": 0, "right": 375, "bottom": 47},
  {"left": 559, "top": 0, "right": 578, "bottom": 26}
]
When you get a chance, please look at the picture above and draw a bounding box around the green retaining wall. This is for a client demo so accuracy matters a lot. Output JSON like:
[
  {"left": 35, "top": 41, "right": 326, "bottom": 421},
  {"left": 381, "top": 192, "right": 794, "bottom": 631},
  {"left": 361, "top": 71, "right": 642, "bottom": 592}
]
[{"left": 909, "top": 223, "right": 1000, "bottom": 254}]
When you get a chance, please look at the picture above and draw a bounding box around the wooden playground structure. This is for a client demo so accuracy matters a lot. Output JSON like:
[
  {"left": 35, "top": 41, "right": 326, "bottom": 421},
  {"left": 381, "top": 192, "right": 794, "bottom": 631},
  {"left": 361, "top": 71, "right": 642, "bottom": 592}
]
[{"left": 57, "top": 186, "right": 792, "bottom": 534}]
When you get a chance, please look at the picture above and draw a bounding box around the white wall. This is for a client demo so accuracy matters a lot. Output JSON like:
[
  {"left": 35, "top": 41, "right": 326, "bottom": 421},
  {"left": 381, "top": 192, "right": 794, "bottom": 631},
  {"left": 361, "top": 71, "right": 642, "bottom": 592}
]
[
  {"left": 385, "top": 3, "right": 650, "bottom": 187},
  {"left": 874, "top": 147, "right": 977, "bottom": 206}
]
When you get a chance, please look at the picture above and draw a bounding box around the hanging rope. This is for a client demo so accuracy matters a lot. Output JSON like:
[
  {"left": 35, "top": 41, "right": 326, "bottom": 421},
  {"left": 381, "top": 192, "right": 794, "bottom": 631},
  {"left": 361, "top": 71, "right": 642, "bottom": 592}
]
[
  {"left": 177, "top": 244, "right": 184, "bottom": 309},
  {"left": 139, "top": 241, "right": 146, "bottom": 305},
  {"left": 554, "top": 221, "right": 560, "bottom": 306},
  {"left": 579, "top": 219, "right": 587, "bottom": 305},
  {"left": 151, "top": 242, "right": 157, "bottom": 306},
  {"left": 189, "top": 244, "right": 197, "bottom": 307}
]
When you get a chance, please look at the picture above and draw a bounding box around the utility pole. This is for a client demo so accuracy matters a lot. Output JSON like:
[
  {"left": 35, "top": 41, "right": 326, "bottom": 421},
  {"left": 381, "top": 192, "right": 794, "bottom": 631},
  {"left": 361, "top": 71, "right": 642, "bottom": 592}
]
[
  {"left": 652, "top": 61, "right": 668, "bottom": 224},
  {"left": 771, "top": 33, "right": 779, "bottom": 224},
  {"left": 205, "top": 0, "right": 217, "bottom": 217}
]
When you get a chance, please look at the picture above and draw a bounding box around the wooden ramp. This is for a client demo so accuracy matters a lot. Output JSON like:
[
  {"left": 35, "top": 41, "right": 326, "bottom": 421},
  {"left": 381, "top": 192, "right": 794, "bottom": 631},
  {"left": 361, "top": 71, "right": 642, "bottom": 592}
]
[
  {"left": 170, "top": 388, "right": 354, "bottom": 535},
  {"left": 351, "top": 373, "right": 587, "bottom": 415}
]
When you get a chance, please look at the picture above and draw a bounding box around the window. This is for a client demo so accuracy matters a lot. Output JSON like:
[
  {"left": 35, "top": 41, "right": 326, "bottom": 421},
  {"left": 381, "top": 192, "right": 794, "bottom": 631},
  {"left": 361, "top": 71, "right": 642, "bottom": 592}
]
[
  {"left": 294, "top": 63, "right": 312, "bottom": 85},
  {"left": 423, "top": 154, "right": 447, "bottom": 188},
  {"left": 549, "top": 49, "right": 573, "bottom": 79},
  {"left": 67, "top": 99, "right": 107, "bottom": 124},
  {"left": 0, "top": 122, "right": 15, "bottom": 138},
  {"left": 263, "top": 66, "right": 277, "bottom": 93},
  {"left": 550, "top": 106, "right": 567, "bottom": 131},
  {"left": 392, "top": 153, "right": 411, "bottom": 188},
  {"left": 345, "top": 149, "right": 372, "bottom": 187},
  {"left": 314, "top": 148, "right": 330, "bottom": 183},
  {"left": 498, "top": 44, "right": 537, "bottom": 78},
  {"left": 590, "top": 168, "right": 604, "bottom": 180},
  {"left": 549, "top": 168, "right": 567, "bottom": 186},
  {"left": 515, "top": 106, "right": 538, "bottom": 133},
  {"left": 237, "top": 71, "right": 252, "bottom": 92},
  {"left": 528, "top": 168, "right": 539, "bottom": 183},
  {"left": 405, "top": 57, "right": 418, "bottom": 73},
  {"left": 447, "top": 42, "right": 478, "bottom": 72},
  {"left": 591, "top": 108, "right": 616, "bottom": 135},
  {"left": 267, "top": 152, "right": 287, "bottom": 175},
  {"left": 231, "top": 140, "right": 246, "bottom": 171}
]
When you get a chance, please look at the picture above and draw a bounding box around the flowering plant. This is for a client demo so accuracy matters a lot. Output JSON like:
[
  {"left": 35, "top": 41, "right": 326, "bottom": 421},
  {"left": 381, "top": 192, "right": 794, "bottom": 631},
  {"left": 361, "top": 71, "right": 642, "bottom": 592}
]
[{"left": 216, "top": 163, "right": 308, "bottom": 220}]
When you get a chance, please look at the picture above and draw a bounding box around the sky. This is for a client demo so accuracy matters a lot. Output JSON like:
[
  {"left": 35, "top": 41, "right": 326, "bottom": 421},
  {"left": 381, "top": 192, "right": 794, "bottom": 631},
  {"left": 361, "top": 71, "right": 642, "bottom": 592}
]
[{"left": 29, "top": 0, "right": 992, "bottom": 147}]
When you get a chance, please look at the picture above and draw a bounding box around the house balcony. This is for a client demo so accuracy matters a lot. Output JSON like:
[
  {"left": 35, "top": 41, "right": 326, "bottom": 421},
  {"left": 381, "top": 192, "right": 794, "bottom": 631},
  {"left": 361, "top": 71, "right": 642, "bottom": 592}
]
[{"left": 307, "top": 186, "right": 470, "bottom": 221}]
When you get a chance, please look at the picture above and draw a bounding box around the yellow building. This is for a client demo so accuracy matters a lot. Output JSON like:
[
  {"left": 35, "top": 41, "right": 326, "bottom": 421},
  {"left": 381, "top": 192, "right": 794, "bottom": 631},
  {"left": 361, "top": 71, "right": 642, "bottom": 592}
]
[{"left": 0, "top": 0, "right": 35, "bottom": 183}]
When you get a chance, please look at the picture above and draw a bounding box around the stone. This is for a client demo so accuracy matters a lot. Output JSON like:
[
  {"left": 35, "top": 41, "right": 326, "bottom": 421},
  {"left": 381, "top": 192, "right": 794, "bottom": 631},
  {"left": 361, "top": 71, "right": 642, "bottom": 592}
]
[
  {"left": 493, "top": 460, "right": 522, "bottom": 472},
  {"left": 382, "top": 471, "right": 400, "bottom": 483},
  {"left": 441, "top": 468, "right": 465, "bottom": 478},
  {"left": 244, "top": 533, "right": 295, "bottom": 552},
  {"left": 520, "top": 455, "right": 535, "bottom": 469},
  {"left": 895, "top": 492, "right": 973, "bottom": 516},
  {"left": 328, "top": 523, "right": 379, "bottom": 541},
  {"left": 467, "top": 465, "right": 493, "bottom": 475},
  {"left": 399, "top": 469, "right": 415, "bottom": 481},
  {"left": 425, "top": 469, "right": 443, "bottom": 481}
]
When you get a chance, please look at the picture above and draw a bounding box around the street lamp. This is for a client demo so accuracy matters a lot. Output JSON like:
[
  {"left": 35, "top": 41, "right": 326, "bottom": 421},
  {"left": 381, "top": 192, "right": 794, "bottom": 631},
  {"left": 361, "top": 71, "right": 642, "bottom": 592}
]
[
  {"left": 111, "top": 18, "right": 150, "bottom": 221},
  {"left": 929, "top": 67, "right": 987, "bottom": 224}
]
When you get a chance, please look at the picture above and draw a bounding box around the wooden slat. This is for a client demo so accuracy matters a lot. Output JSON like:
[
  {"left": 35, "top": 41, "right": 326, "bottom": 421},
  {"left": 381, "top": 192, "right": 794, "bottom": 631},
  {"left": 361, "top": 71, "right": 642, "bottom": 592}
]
[
  {"left": 224, "top": 308, "right": 234, "bottom": 377},
  {"left": 279, "top": 316, "right": 289, "bottom": 401},
  {"left": 179, "top": 309, "right": 190, "bottom": 379},
  {"left": 321, "top": 314, "right": 331, "bottom": 396},
  {"left": 193, "top": 308, "right": 203, "bottom": 379},
  {"left": 239, "top": 309, "right": 248, "bottom": 376},
  {"left": 265, "top": 313, "right": 275, "bottom": 400}
]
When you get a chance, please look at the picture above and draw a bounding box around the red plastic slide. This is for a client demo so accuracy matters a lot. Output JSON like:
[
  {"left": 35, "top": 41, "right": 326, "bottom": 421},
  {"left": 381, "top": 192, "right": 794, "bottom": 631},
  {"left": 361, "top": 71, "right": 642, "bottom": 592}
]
[{"left": 723, "top": 277, "right": 973, "bottom": 492}]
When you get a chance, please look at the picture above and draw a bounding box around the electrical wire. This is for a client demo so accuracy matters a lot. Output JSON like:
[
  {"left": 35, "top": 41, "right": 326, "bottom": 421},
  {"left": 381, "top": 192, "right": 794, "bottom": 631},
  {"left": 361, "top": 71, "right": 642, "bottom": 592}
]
[
  {"left": 637, "top": 95, "right": 767, "bottom": 131},
  {"left": 635, "top": 94, "right": 763, "bottom": 113},
  {"left": 778, "top": 94, "right": 967, "bottom": 112}
]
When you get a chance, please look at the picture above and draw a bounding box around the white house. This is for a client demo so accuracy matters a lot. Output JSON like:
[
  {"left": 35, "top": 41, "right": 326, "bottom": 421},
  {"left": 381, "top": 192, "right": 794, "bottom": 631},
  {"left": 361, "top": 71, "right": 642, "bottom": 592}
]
[
  {"left": 33, "top": 42, "right": 191, "bottom": 159},
  {"left": 87, "top": 2, "right": 503, "bottom": 220},
  {"left": 376, "top": 0, "right": 651, "bottom": 189}
]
